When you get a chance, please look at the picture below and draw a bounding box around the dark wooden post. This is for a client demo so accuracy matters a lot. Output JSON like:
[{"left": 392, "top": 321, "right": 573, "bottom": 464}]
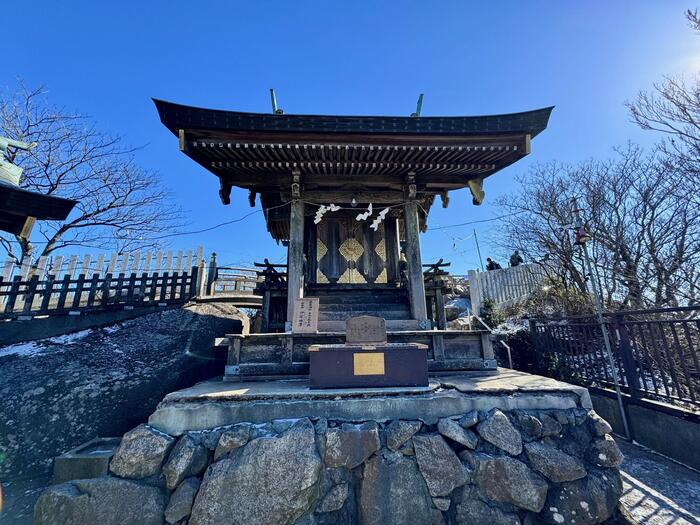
[
  {"left": 403, "top": 200, "right": 428, "bottom": 324},
  {"left": 435, "top": 281, "right": 447, "bottom": 330},
  {"left": 206, "top": 253, "right": 217, "bottom": 296},
  {"left": 286, "top": 199, "right": 305, "bottom": 328},
  {"left": 261, "top": 289, "right": 271, "bottom": 332}
]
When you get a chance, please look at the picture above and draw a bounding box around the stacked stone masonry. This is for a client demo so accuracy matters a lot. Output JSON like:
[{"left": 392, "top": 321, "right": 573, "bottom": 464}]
[{"left": 33, "top": 406, "right": 622, "bottom": 525}]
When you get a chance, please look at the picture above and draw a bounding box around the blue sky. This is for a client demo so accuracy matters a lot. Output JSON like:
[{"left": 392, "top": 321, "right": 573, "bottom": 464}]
[{"left": 4, "top": 1, "right": 698, "bottom": 272}]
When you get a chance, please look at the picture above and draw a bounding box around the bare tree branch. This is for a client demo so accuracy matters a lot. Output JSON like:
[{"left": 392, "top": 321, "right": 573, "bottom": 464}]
[{"left": 0, "top": 81, "right": 183, "bottom": 260}]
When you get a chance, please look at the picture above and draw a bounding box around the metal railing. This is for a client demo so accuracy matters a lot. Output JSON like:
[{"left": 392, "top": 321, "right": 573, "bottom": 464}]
[{"left": 530, "top": 306, "right": 700, "bottom": 410}]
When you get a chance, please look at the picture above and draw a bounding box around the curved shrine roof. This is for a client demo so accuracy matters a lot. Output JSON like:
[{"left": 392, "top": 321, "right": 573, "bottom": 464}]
[{"left": 153, "top": 99, "right": 553, "bottom": 138}]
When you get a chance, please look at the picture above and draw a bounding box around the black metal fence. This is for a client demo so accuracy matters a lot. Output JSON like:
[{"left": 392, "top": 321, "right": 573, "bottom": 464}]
[{"left": 530, "top": 306, "right": 700, "bottom": 410}]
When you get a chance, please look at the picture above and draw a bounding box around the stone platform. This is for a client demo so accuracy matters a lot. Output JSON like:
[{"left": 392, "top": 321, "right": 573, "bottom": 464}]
[
  {"left": 34, "top": 370, "right": 624, "bottom": 525},
  {"left": 149, "top": 369, "right": 592, "bottom": 435}
]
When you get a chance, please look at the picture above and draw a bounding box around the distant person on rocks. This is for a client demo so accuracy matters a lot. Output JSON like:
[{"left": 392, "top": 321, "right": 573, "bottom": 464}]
[
  {"left": 486, "top": 258, "right": 502, "bottom": 271},
  {"left": 509, "top": 250, "right": 524, "bottom": 267}
]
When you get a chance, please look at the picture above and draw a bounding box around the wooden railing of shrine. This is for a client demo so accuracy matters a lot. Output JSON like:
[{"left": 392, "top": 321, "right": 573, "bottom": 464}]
[{"left": 0, "top": 247, "right": 205, "bottom": 320}]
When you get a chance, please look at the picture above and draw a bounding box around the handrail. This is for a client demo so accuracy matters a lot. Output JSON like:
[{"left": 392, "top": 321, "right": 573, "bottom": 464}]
[{"left": 474, "top": 314, "right": 513, "bottom": 369}]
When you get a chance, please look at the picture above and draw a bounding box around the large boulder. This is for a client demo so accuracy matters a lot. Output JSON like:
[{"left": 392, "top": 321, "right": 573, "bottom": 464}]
[
  {"left": 359, "top": 453, "right": 435, "bottom": 525},
  {"left": 189, "top": 419, "right": 321, "bottom": 525},
  {"left": 325, "top": 422, "right": 380, "bottom": 469},
  {"left": 165, "top": 477, "right": 200, "bottom": 524},
  {"left": 515, "top": 413, "right": 543, "bottom": 442},
  {"left": 541, "top": 469, "right": 623, "bottom": 525},
  {"left": 109, "top": 424, "right": 175, "bottom": 479},
  {"left": 452, "top": 485, "right": 522, "bottom": 525},
  {"left": 413, "top": 434, "right": 468, "bottom": 497},
  {"left": 539, "top": 414, "right": 563, "bottom": 437},
  {"left": 524, "top": 441, "right": 587, "bottom": 482},
  {"left": 458, "top": 411, "right": 479, "bottom": 429},
  {"left": 477, "top": 410, "right": 523, "bottom": 456},
  {"left": 316, "top": 482, "right": 349, "bottom": 513},
  {"left": 214, "top": 424, "right": 251, "bottom": 460},
  {"left": 587, "top": 411, "right": 613, "bottom": 436},
  {"left": 33, "top": 477, "right": 167, "bottom": 525},
  {"left": 385, "top": 420, "right": 422, "bottom": 452},
  {"left": 162, "top": 434, "right": 209, "bottom": 490},
  {"left": 587, "top": 435, "right": 624, "bottom": 468},
  {"left": 438, "top": 418, "right": 478, "bottom": 449},
  {"left": 474, "top": 455, "right": 548, "bottom": 513}
]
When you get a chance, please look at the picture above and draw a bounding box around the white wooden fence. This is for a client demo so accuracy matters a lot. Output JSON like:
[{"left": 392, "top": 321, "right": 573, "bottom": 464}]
[
  {"left": 468, "top": 263, "right": 546, "bottom": 315},
  {"left": 0, "top": 247, "right": 209, "bottom": 317},
  {"left": 1, "top": 247, "right": 205, "bottom": 283}
]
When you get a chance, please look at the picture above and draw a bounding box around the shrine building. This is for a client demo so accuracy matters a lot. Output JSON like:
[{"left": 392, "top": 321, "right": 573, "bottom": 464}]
[{"left": 154, "top": 99, "right": 552, "bottom": 379}]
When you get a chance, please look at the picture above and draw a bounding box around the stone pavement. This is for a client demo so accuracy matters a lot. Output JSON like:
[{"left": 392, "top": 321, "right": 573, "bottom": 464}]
[{"left": 618, "top": 439, "right": 700, "bottom": 524}]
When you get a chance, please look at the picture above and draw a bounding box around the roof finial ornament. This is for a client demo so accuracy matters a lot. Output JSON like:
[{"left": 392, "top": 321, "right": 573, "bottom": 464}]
[
  {"left": 269, "top": 89, "right": 284, "bottom": 115},
  {"left": 410, "top": 93, "right": 424, "bottom": 117}
]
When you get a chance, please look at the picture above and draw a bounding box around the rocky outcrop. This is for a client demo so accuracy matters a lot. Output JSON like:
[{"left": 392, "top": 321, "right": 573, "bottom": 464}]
[
  {"left": 33, "top": 477, "right": 167, "bottom": 525},
  {"left": 109, "top": 424, "right": 175, "bottom": 479},
  {"left": 189, "top": 419, "right": 321, "bottom": 525},
  {"left": 33, "top": 407, "right": 622, "bottom": 525},
  {"left": 0, "top": 301, "right": 247, "bottom": 481}
]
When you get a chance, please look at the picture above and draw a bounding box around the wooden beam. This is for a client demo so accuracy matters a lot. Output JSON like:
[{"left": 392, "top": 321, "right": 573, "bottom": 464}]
[
  {"left": 403, "top": 200, "right": 428, "bottom": 323},
  {"left": 286, "top": 200, "right": 305, "bottom": 328},
  {"left": 280, "top": 190, "right": 407, "bottom": 204}
]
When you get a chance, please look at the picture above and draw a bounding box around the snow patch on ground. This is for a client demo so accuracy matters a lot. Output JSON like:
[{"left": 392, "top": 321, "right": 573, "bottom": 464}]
[{"left": 0, "top": 327, "right": 111, "bottom": 358}]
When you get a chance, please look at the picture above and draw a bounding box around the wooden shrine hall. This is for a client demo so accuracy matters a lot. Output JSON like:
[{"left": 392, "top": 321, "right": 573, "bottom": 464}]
[{"left": 154, "top": 99, "right": 552, "bottom": 379}]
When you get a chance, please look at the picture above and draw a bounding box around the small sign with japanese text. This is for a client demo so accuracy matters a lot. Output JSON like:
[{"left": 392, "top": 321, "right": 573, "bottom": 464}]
[{"left": 292, "top": 297, "right": 320, "bottom": 334}]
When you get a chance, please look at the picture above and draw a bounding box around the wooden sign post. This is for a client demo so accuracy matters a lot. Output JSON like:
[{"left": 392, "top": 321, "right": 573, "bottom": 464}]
[{"left": 292, "top": 297, "right": 320, "bottom": 334}]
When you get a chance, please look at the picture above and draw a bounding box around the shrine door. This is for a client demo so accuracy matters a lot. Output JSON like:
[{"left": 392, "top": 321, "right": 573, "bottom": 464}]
[{"left": 313, "top": 218, "right": 398, "bottom": 285}]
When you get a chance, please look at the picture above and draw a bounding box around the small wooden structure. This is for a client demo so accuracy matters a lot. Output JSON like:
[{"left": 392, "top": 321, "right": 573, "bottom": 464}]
[{"left": 154, "top": 99, "right": 552, "bottom": 379}]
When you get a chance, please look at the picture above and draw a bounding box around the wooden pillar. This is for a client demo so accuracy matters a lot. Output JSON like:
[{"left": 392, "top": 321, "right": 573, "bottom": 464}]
[
  {"left": 403, "top": 200, "right": 428, "bottom": 323},
  {"left": 286, "top": 199, "right": 305, "bottom": 328}
]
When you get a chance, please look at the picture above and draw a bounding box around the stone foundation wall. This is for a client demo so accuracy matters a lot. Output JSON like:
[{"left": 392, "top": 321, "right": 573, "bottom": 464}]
[{"left": 34, "top": 407, "right": 623, "bottom": 525}]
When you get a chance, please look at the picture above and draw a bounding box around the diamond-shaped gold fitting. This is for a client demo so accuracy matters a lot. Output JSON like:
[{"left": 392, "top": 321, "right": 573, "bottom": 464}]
[
  {"left": 339, "top": 237, "right": 364, "bottom": 262},
  {"left": 316, "top": 239, "right": 328, "bottom": 261}
]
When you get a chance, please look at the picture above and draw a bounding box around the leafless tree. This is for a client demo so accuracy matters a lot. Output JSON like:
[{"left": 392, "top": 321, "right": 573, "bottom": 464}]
[
  {"left": 497, "top": 145, "right": 700, "bottom": 310},
  {"left": 627, "top": 9, "right": 700, "bottom": 207},
  {"left": 0, "top": 82, "right": 182, "bottom": 262}
]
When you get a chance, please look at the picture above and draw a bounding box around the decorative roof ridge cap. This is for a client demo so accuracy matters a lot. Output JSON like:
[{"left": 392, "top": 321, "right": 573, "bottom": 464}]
[{"left": 152, "top": 97, "right": 554, "bottom": 122}]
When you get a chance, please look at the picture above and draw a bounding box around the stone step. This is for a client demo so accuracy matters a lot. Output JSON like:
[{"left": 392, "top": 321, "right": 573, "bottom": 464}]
[
  {"left": 317, "top": 319, "right": 421, "bottom": 332},
  {"left": 319, "top": 310, "right": 410, "bottom": 321},
  {"left": 308, "top": 292, "right": 406, "bottom": 305},
  {"left": 318, "top": 303, "right": 410, "bottom": 313}
]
